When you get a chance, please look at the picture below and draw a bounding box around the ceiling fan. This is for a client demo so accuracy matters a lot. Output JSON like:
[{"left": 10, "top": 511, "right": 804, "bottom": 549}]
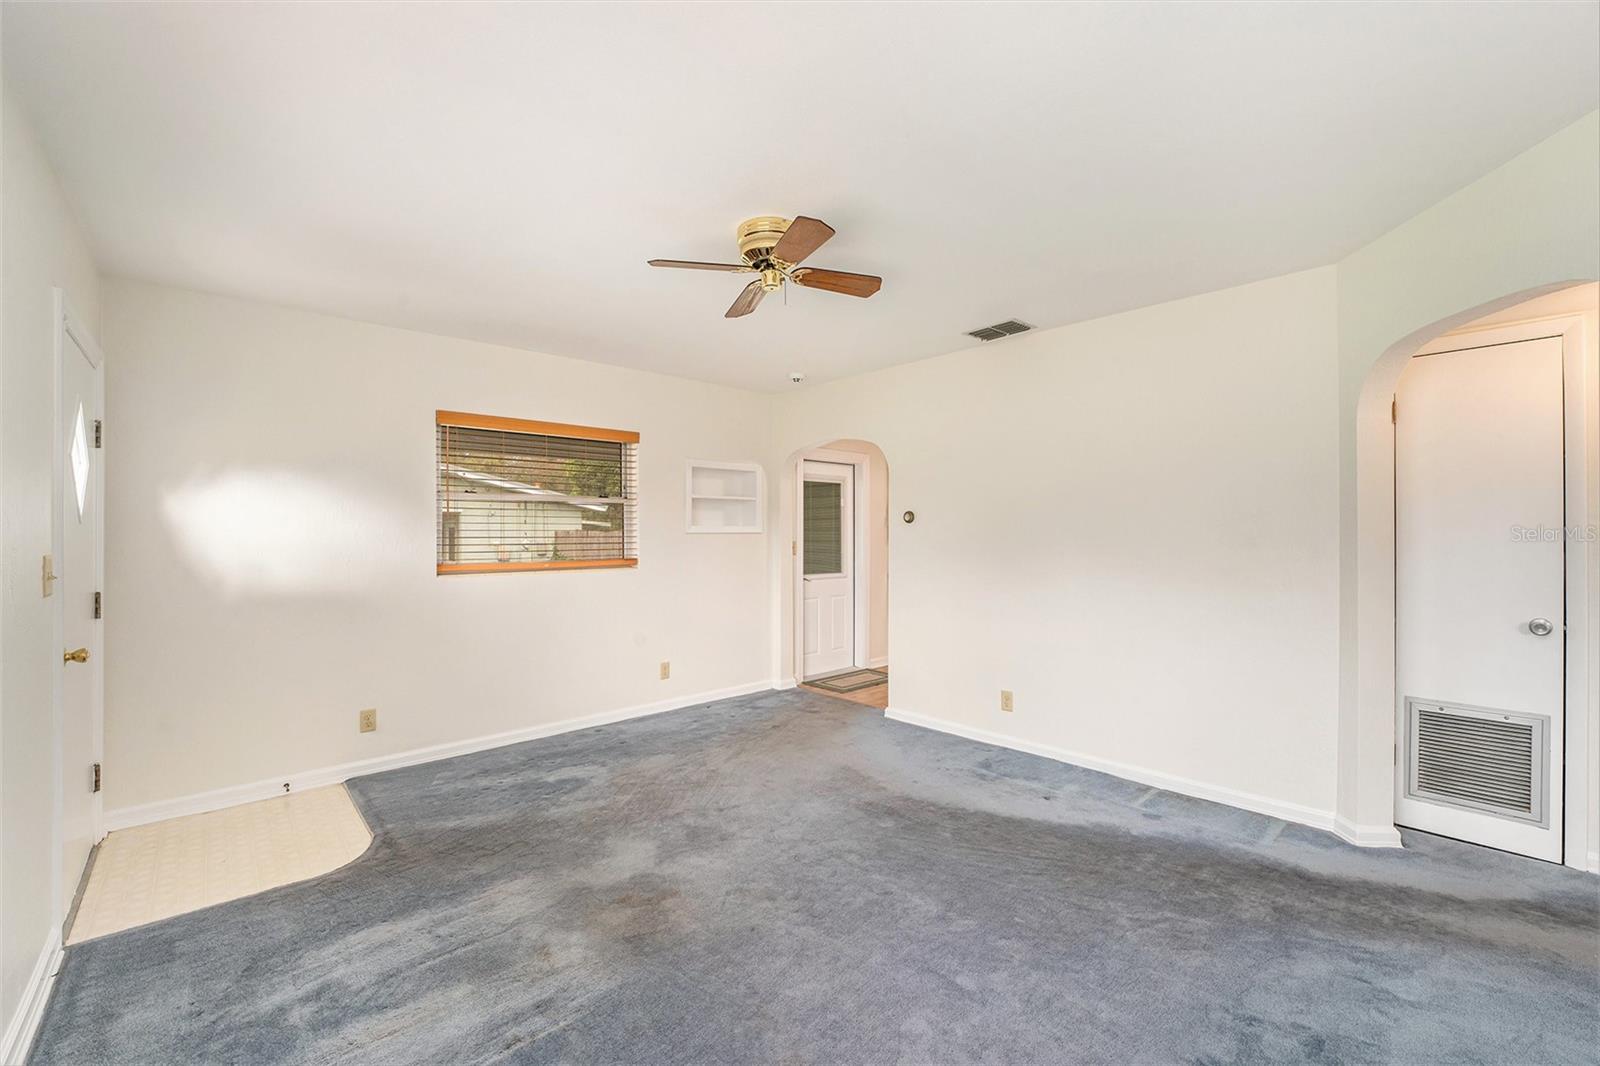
[{"left": 648, "top": 216, "right": 883, "bottom": 318}]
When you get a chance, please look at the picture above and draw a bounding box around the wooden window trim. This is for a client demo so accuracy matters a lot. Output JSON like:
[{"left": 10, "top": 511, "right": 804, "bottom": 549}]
[
  {"left": 435, "top": 409, "right": 640, "bottom": 445},
  {"left": 437, "top": 559, "right": 639, "bottom": 575}
]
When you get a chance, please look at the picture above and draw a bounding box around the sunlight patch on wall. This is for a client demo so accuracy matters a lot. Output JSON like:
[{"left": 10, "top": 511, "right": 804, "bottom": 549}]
[{"left": 160, "top": 470, "right": 409, "bottom": 597}]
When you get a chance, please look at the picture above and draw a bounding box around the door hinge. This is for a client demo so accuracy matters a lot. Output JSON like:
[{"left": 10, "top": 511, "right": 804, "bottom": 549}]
[
  {"left": 792, "top": 540, "right": 797, "bottom": 557},
  {"left": 1390, "top": 398, "right": 1397, "bottom": 424},
  {"left": 93, "top": 591, "right": 102, "bottom": 619},
  {"left": 93, "top": 419, "right": 103, "bottom": 448},
  {"left": 92, "top": 763, "right": 102, "bottom": 794}
]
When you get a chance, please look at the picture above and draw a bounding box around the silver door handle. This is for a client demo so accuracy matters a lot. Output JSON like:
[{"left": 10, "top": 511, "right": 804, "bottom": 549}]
[{"left": 1528, "top": 618, "right": 1554, "bottom": 637}]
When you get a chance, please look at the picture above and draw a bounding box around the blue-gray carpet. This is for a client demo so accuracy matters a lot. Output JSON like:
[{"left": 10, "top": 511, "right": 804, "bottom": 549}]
[{"left": 30, "top": 689, "right": 1600, "bottom": 1064}]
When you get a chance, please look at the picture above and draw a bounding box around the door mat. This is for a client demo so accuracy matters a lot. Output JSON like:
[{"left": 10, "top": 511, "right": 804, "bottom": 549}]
[{"left": 807, "top": 668, "right": 888, "bottom": 693}]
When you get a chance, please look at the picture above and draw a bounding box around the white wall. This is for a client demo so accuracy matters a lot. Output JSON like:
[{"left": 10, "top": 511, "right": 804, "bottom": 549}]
[
  {"left": 1, "top": 82, "right": 103, "bottom": 1052},
  {"left": 772, "top": 268, "right": 1343, "bottom": 825},
  {"left": 99, "top": 280, "right": 773, "bottom": 816}
]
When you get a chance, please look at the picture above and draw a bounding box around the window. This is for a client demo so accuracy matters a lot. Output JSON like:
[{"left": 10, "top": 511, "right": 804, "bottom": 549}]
[
  {"left": 436, "top": 410, "right": 639, "bottom": 573},
  {"left": 70, "top": 402, "right": 90, "bottom": 520},
  {"left": 803, "top": 479, "right": 844, "bottom": 575}
]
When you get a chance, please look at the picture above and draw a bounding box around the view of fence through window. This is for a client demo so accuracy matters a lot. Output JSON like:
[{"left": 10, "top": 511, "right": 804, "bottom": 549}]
[{"left": 436, "top": 413, "right": 639, "bottom": 571}]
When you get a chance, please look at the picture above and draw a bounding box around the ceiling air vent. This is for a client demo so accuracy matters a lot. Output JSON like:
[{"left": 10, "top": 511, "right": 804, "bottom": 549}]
[{"left": 965, "top": 319, "right": 1033, "bottom": 342}]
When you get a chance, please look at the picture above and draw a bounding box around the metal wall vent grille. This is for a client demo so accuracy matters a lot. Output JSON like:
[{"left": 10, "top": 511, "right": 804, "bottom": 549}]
[
  {"left": 1405, "top": 699, "right": 1547, "bottom": 825},
  {"left": 965, "top": 319, "right": 1033, "bottom": 342}
]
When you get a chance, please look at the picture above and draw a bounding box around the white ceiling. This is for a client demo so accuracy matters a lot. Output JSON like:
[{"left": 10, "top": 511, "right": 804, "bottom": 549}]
[{"left": 6, "top": 2, "right": 1597, "bottom": 391}]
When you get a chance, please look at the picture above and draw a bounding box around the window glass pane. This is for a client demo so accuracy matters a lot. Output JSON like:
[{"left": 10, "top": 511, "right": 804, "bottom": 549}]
[
  {"left": 437, "top": 422, "right": 637, "bottom": 568},
  {"left": 70, "top": 403, "right": 89, "bottom": 520},
  {"left": 803, "top": 480, "right": 843, "bottom": 575},
  {"left": 441, "top": 511, "right": 460, "bottom": 562}
]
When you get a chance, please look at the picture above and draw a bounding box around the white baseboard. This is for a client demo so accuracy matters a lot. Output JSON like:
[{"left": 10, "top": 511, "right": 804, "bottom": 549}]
[
  {"left": 867, "top": 656, "right": 889, "bottom": 669},
  {"left": 772, "top": 678, "right": 798, "bottom": 690},
  {"left": 883, "top": 706, "right": 1350, "bottom": 839},
  {"left": 1, "top": 928, "right": 62, "bottom": 1066},
  {"left": 105, "top": 680, "right": 775, "bottom": 832},
  {"left": 1333, "top": 816, "right": 1405, "bottom": 849},
  {"left": 1588, "top": 849, "right": 1599, "bottom": 874}
]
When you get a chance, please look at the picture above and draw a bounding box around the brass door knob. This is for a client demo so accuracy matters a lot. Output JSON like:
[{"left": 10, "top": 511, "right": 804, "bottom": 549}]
[{"left": 63, "top": 647, "right": 89, "bottom": 664}]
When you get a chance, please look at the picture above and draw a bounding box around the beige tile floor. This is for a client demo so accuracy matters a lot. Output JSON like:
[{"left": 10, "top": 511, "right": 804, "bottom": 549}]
[{"left": 68, "top": 784, "right": 372, "bottom": 944}]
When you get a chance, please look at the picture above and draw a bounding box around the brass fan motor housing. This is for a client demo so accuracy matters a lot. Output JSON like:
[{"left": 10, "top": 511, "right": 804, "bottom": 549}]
[{"left": 737, "top": 216, "right": 792, "bottom": 266}]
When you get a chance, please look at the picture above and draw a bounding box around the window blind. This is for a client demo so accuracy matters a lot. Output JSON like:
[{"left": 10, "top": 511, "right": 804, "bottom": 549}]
[
  {"left": 803, "top": 480, "right": 843, "bottom": 575},
  {"left": 436, "top": 411, "right": 639, "bottom": 574}
]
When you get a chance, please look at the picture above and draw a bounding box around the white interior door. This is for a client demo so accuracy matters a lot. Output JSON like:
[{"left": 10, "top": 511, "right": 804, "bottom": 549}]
[
  {"left": 60, "top": 320, "right": 104, "bottom": 918},
  {"left": 1395, "top": 335, "right": 1565, "bottom": 862},
  {"left": 801, "top": 460, "right": 854, "bottom": 679}
]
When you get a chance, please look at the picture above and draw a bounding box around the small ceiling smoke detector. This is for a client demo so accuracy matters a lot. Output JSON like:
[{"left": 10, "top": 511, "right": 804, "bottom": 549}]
[
  {"left": 788, "top": 372, "right": 806, "bottom": 384},
  {"left": 965, "top": 319, "right": 1034, "bottom": 342}
]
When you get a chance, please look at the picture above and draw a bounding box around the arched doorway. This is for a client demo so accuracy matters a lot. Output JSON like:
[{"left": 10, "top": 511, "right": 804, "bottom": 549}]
[
  {"left": 1346, "top": 281, "right": 1597, "bottom": 867},
  {"left": 776, "top": 439, "right": 890, "bottom": 708}
]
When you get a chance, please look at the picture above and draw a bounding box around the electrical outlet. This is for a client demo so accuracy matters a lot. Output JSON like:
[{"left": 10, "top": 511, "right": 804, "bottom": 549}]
[
  {"left": 359, "top": 708, "right": 377, "bottom": 733},
  {"left": 1000, "top": 690, "right": 1014, "bottom": 713},
  {"left": 659, "top": 661, "right": 671, "bottom": 680}
]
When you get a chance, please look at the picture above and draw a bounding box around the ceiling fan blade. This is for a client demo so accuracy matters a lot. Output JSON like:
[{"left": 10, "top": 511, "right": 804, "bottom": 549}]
[
  {"left": 791, "top": 268, "right": 882, "bottom": 298},
  {"left": 769, "top": 216, "right": 835, "bottom": 265},
  {"left": 648, "top": 259, "right": 752, "bottom": 272},
  {"left": 725, "top": 279, "right": 767, "bottom": 318}
]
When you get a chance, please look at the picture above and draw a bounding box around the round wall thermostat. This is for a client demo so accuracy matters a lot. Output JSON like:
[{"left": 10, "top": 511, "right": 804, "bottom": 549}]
[{"left": 902, "top": 510, "right": 916, "bottom": 524}]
